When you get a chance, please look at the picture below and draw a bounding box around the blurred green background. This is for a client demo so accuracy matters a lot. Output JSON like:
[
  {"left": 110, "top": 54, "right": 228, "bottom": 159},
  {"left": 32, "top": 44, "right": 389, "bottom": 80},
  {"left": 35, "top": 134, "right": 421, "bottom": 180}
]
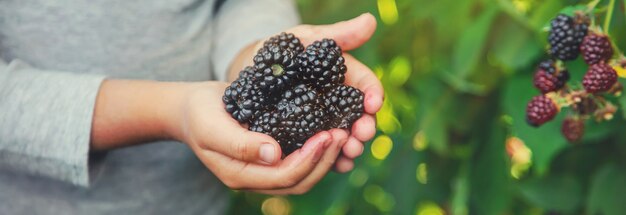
[{"left": 229, "top": 0, "right": 626, "bottom": 214}]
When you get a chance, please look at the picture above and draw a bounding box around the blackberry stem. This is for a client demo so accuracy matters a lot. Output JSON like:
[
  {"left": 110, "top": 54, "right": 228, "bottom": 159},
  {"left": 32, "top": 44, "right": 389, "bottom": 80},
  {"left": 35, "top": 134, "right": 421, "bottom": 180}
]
[
  {"left": 271, "top": 64, "right": 285, "bottom": 76},
  {"left": 604, "top": 0, "right": 615, "bottom": 33}
]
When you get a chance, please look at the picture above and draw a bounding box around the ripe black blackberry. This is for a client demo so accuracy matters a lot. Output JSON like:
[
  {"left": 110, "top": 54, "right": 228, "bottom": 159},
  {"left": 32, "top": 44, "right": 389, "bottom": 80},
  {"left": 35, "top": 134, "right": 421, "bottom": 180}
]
[
  {"left": 249, "top": 111, "right": 281, "bottom": 138},
  {"left": 310, "top": 38, "right": 342, "bottom": 53},
  {"left": 253, "top": 44, "right": 300, "bottom": 93},
  {"left": 248, "top": 86, "right": 327, "bottom": 155},
  {"left": 561, "top": 117, "right": 584, "bottom": 142},
  {"left": 324, "top": 85, "right": 364, "bottom": 129},
  {"left": 580, "top": 32, "right": 614, "bottom": 65},
  {"left": 275, "top": 84, "right": 328, "bottom": 155},
  {"left": 223, "top": 75, "right": 268, "bottom": 123},
  {"left": 548, "top": 14, "right": 589, "bottom": 61},
  {"left": 582, "top": 63, "right": 617, "bottom": 93},
  {"left": 533, "top": 60, "right": 570, "bottom": 93},
  {"left": 526, "top": 95, "right": 559, "bottom": 127},
  {"left": 264, "top": 32, "right": 305, "bottom": 54},
  {"left": 298, "top": 40, "right": 347, "bottom": 90}
]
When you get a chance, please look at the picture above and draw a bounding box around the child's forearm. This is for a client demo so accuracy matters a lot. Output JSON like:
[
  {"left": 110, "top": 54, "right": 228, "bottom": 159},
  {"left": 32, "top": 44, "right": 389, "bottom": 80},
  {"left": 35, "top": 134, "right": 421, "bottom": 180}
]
[{"left": 89, "top": 79, "right": 190, "bottom": 150}]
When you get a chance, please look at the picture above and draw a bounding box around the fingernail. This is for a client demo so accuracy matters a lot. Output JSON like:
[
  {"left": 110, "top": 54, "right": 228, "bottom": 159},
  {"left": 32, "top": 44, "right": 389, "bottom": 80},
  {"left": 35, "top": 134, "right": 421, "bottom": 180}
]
[
  {"left": 259, "top": 143, "right": 276, "bottom": 164},
  {"left": 368, "top": 94, "right": 381, "bottom": 110}
]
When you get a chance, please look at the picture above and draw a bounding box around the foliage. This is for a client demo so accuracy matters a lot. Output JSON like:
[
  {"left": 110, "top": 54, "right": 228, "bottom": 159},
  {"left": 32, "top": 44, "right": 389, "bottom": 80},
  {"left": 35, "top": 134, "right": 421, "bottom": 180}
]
[{"left": 229, "top": 0, "right": 626, "bottom": 214}]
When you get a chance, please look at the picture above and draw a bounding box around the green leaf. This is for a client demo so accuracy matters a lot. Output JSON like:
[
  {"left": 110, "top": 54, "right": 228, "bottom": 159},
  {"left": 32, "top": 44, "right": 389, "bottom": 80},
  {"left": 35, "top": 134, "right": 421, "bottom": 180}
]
[
  {"left": 489, "top": 17, "right": 542, "bottom": 73},
  {"left": 587, "top": 164, "right": 626, "bottom": 215},
  {"left": 519, "top": 174, "right": 583, "bottom": 212},
  {"left": 452, "top": 5, "right": 499, "bottom": 78},
  {"left": 529, "top": 0, "right": 563, "bottom": 31},
  {"left": 439, "top": 70, "right": 488, "bottom": 95},
  {"left": 557, "top": 5, "right": 588, "bottom": 17},
  {"left": 470, "top": 122, "right": 512, "bottom": 215},
  {"left": 450, "top": 164, "right": 470, "bottom": 215}
]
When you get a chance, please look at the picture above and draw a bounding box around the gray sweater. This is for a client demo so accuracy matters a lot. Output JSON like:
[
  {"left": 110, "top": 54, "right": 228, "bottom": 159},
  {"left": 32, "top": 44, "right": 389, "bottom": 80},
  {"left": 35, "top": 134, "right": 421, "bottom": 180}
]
[{"left": 0, "top": 0, "right": 299, "bottom": 214}]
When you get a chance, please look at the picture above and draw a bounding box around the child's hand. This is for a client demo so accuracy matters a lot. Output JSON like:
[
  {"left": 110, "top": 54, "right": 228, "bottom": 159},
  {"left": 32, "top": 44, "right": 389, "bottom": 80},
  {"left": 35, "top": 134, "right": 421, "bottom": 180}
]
[
  {"left": 228, "top": 13, "right": 382, "bottom": 173},
  {"left": 175, "top": 82, "right": 349, "bottom": 194}
]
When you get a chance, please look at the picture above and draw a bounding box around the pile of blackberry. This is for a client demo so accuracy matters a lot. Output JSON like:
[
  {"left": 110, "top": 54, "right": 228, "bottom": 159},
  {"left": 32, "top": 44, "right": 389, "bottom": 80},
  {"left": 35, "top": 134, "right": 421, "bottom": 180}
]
[
  {"left": 525, "top": 12, "right": 622, "bottom": 143},
  {"left": 223, "top": 33, "right": 364, "bottom": 155}
]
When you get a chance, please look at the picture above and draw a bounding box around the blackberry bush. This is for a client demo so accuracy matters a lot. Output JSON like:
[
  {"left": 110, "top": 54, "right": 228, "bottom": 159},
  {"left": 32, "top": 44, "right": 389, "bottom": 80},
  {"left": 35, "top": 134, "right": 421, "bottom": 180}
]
[{"left": 524, "top": 10, "right": 623, "bottom": 143}]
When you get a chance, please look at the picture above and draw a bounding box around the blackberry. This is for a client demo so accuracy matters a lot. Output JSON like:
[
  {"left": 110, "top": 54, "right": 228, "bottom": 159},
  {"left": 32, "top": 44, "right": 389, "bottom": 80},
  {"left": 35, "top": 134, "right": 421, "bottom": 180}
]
[
  {"left": 580, "top": 33, "right": 614, "bottom": 65},
  {"left": 526, "top": 95, "right": 559, "bottom": 127},
  {"left": 533, "top": 60, "right": 570, "bottom": 93},
  {"left": 249, "top": 111, "right": 281, "bottom": 138},
  {"left": 548, "top": 14, "right": 589, "bottom": 61},
  {"left": 582, "top": 63, "right": 617, "bottom": 93},
  {"left": 324, "top": 85, "right": 364, "bottom": 129},
  {"left": 223, "top": 75, "right": 268, "bottom": 123},
  {"left": 264, "top": 32, "right": 305, "bottom": 54},
  {"left": 561, "top": 117, "right": 584, "bottom": 143},
  {"left": 298, "top": 40, "right": 347, "bottom": 90},
  {"left": 253, "top": 44, "right": 300, "bottom": 93},
  {"left": 275, "top": 84, "right": 328, "bottom": 155},
  {"left": 310, "top": 38, "right": 342, "bottom": 54}
]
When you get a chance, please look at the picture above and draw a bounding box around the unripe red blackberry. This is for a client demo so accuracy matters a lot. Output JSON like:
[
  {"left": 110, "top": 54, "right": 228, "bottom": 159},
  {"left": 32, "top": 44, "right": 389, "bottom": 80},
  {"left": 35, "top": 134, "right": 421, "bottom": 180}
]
[
  {"left": 533, "top": 60, "right": 570, "bottom": 93},
  {"left": 526, "top": 95, "right": 559, "bottom": 127},
  {"left": 580, "top": 33, "right": 613, "bottom": 65},
  {"left": 582, "top": 63, "right": 617, "bottom": 93},
  {"left": 548, "top": 14, "right": 589, "bottom": 61},
  {"left": 561, "top": 117, "right": 585, "bottom": 142}
]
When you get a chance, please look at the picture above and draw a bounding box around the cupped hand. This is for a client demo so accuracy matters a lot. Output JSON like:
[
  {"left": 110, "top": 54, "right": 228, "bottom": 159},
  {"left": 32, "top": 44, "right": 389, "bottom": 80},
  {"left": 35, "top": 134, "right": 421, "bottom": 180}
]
[
  {"left": 231, "top": 13, "right": 383, "bottom": 172},
  {"left": 175, "top": 82, "right": 349, "bottom": 194}
]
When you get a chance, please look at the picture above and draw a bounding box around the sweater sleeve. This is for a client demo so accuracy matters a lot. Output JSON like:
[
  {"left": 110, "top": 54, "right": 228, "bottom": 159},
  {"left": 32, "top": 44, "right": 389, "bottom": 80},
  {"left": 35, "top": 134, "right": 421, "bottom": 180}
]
[
  {"left": 0, "top": 59, "right": 105, "bottom": 187},
  {"left": 211, "top": 0, "right": 301, "bottom": 81}
]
